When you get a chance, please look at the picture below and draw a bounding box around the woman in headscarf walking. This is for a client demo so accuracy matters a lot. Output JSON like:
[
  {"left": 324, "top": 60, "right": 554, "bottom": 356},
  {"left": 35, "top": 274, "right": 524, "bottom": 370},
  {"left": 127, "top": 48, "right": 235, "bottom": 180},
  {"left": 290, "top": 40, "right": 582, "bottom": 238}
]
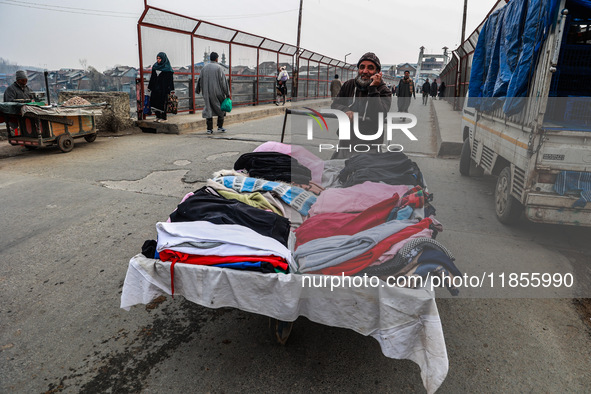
[{"left": 148, "top": 52, "right": 175, "bottom": 122}]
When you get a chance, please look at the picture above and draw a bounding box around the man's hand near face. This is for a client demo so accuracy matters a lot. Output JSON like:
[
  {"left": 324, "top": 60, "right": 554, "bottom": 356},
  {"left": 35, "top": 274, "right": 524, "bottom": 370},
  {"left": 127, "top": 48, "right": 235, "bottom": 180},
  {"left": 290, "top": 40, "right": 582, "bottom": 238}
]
[{"left": 370, "top": 72, "right": 383, "bottom": 87}]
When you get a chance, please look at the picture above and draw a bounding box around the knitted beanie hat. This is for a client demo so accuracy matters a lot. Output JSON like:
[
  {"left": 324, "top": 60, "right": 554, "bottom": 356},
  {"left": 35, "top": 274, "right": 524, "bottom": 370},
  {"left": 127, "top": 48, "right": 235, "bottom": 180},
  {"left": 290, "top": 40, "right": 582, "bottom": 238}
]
[
  {"left": 357, "top": 52, "right": 381, "bottom": 71},
  {"left": 15, "top": 70, "right": 28, "bottom": 80}
]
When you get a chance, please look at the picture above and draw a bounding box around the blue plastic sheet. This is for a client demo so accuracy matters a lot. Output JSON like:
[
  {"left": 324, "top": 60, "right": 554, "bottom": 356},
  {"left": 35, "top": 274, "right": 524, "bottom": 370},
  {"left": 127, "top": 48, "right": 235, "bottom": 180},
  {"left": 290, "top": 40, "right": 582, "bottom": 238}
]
[
  {"left": 571, "top": 0, "right": 591, "bottom": 7},
  {"left": 468, "top": 0, "right": 563, "bottom": 115},
  {"left": 493, "top": 0, "right": 528, "bottom": 99}
]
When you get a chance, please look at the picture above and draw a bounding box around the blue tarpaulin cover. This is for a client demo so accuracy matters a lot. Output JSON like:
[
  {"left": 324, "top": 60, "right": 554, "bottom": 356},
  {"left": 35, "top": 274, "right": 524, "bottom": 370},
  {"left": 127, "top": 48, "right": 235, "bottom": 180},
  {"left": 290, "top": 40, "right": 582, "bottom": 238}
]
[{"left": 468, "top": 0, "right": 562, "bottom": 115}]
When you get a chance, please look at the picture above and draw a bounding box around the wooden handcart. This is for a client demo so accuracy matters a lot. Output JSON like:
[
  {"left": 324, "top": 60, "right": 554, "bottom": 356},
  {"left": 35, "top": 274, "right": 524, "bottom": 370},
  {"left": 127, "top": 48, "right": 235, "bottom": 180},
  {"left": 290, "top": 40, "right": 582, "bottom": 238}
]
[{"left": 0, "top": 103, "right": 105, "bottom": 153}]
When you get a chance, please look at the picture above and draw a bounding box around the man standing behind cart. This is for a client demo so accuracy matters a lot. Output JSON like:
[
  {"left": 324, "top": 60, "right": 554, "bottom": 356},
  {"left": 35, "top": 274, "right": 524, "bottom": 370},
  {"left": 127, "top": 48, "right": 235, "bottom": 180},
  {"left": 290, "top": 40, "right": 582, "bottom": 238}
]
[
  {"left": 330, "top": 52, "right": 392, "bottom": 159},
  {"left": 4, "top": 70, "right": 33, "bottom": 102}
]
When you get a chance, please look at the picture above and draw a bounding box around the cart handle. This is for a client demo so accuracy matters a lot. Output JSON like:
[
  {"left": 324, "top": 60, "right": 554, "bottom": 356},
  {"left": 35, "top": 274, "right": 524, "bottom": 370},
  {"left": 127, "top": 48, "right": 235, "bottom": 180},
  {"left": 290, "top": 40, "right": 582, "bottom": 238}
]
[{"left": 281, "top": 108, "right": 341, "bottom": 143}]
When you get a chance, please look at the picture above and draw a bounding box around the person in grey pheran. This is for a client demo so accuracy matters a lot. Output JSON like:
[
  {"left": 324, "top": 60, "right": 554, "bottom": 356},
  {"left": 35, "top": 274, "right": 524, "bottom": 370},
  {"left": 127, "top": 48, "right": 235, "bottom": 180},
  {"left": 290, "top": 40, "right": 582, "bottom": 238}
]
[{"left": 198, "top": 52, "right": 231, "bottom": 134}]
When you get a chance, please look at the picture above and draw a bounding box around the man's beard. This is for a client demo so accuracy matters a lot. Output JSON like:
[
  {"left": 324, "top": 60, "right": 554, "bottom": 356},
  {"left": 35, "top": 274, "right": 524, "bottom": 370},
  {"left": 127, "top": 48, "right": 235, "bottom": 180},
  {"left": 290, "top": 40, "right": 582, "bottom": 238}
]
[{"left": 355, "top": 74, "right": 371, "bottom": 89}]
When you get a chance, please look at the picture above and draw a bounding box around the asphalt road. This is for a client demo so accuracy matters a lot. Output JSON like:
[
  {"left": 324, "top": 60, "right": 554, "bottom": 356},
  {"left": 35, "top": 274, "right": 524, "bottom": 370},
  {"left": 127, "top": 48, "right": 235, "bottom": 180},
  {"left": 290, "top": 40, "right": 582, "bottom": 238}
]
[{"left": 1, "top": 100, "right": 590, "bottom": 393}]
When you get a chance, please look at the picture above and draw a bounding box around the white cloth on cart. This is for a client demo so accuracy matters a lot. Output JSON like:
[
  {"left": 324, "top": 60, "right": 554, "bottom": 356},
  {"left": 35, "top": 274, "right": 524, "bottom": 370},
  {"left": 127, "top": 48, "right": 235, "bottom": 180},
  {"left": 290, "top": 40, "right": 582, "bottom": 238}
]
[
  {"left": 121, "top": 254, "right": 448, "bottom": 394},
  {"left": 156, "top": 221, "right": 294, "bottom": 267}
]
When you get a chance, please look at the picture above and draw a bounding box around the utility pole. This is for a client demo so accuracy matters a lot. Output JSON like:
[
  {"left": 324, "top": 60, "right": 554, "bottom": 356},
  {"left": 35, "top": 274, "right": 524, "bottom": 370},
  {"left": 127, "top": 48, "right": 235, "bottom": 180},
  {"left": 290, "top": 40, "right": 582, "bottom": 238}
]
[
  {"left": 461, "top": 0, "right": 468, "bottom": 44},
  {"left": 296, "top": 0, "right": 303, "bottom": 50},
  {"left": 294, "top": 0, "right": 303, "bottom": 99}
]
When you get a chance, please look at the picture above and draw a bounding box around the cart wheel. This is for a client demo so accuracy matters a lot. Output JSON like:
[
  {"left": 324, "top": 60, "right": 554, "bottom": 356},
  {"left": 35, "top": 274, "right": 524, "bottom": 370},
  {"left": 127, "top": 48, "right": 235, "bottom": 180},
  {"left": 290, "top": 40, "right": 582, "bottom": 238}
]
[
  {"left": 84, "top": 133, "right": 97, "bottom": 143},
  {"left": 269, "top": 319, "right": 293, "bottom": 345},
  {"left": 57, "top": 134, "right": 74, "bottom": 153}
]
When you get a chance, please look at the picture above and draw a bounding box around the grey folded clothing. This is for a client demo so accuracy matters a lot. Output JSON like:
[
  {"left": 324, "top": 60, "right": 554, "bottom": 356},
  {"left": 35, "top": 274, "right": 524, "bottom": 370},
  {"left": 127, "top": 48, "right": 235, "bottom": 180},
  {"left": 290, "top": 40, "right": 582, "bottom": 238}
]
[{"left": 293, "top": 219, "right": 416, "bottom": 273}]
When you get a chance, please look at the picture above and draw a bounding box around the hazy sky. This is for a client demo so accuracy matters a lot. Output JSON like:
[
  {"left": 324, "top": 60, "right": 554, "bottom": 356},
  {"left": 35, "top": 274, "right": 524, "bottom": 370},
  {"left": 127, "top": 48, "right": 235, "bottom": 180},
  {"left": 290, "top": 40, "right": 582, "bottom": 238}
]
[{"left": 0, "top": 0, "right": 499, "bottom": 71}]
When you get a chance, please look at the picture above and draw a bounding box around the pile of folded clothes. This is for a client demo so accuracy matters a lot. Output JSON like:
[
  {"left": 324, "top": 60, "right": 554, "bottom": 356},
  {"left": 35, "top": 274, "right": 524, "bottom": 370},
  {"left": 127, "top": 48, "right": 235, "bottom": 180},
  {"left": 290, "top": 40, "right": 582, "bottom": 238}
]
[{"left": 141, "top": 142, "right": 461, "bottom": 295}]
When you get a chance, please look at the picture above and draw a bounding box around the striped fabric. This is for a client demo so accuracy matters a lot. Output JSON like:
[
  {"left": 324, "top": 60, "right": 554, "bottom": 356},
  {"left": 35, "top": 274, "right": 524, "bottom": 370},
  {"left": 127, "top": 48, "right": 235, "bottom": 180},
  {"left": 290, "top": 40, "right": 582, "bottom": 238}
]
[{"left": 213, "top": 175, "right": 317, "bottom": 216}]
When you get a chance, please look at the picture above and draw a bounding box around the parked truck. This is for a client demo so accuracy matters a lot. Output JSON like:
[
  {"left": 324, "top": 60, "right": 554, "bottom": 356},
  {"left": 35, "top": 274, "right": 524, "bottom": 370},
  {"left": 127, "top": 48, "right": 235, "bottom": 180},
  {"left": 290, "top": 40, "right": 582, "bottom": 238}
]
[{"left": 460, "top": 0, "right": 591, "bottom": 226}]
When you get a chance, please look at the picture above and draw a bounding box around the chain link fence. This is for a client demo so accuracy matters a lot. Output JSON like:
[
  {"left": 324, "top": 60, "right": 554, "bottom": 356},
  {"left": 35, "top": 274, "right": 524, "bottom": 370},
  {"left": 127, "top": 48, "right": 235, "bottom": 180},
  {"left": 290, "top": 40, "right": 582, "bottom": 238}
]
[{"left": 138, "top": 6, "right": 396, "bottom": 119}]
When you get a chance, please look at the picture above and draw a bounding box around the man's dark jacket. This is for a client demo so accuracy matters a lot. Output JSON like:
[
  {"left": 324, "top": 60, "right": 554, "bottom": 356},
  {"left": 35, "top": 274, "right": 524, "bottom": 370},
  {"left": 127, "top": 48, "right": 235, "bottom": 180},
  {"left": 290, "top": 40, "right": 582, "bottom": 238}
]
[
  {"left": 422, "top": 81, "right": 431, "bottom": 94},
  {"left": 3, "top": 82, "right": 33, "bottom": 102},
  {"left": 396, "top": 79, "right": 415, "bottom": 98},
  {"left": 430, "top": 81, "right": 438, "bottom": 97}
]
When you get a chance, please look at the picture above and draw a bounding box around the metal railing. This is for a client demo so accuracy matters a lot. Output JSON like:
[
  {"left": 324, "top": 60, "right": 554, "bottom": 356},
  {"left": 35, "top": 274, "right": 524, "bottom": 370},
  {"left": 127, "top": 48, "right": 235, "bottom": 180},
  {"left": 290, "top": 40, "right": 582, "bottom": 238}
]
[{"left": 137, "top": 4, "right": 370, "bottom": 119}]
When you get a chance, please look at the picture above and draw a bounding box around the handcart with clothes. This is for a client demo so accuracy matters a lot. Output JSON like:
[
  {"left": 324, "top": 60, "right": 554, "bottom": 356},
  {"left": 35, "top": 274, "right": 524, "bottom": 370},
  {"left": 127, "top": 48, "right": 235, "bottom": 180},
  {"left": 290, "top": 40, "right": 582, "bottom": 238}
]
[{"left": 121, "top": 136, "right": 462, "bottom": 393}]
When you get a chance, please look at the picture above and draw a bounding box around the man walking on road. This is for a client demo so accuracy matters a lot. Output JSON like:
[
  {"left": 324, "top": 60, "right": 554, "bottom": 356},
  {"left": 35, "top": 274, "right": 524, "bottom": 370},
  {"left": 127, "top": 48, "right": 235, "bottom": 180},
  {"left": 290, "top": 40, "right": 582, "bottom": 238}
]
[
  {"left": 198, "top": 52, "right": 231, "bottom": 134},
  {"left": 331, "top": 52, "right": 392, "bottom": 158},
  {"left": 430, "top": 78, "right": 438, "bottom": 100},
  {"left": 422, "top": 78, "right": 431, "bottom": 106},
  {"left": 330, "top": 74, "right": 342, "bottom": 99},
  {"left": 396, "top": 70, "right": 415, "bottom": 112}
]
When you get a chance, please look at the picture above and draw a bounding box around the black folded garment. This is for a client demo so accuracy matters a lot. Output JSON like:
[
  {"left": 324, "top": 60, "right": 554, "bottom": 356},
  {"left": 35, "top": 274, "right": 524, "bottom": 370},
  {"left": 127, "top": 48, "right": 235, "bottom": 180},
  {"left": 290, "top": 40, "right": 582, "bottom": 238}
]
[
  {"left": 169, "top": 186, "right": 291, "bottom": 246},
  {"left": 234, "top": 152, "right": 312, "bottom": 184},
  {"left": 141, "top": 239, "right": 157, "bottom": 259},
  {"left": 338, "top": 151, "right": 425, "bottom": 188}
]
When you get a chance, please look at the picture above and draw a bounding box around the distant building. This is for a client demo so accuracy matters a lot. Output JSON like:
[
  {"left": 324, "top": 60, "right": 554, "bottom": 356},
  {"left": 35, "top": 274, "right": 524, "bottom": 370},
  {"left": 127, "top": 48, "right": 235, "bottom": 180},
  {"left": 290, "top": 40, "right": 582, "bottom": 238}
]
[
  {"left": 421, "top": 56, "right": 445, "bottom": 71},
  {"left": 105, "top": 66, "right": 137, "bottom": 84},
  {"left": 202, "top": 51, "right": 228, "bottom": 65},
  {"left": 257, "top": 61, "right": 292, "bottom": 77},
  {"left": 396, "top": 63, "right": 417, "bottom": 77},
  {"left": 381, "top": 64, "right": 397, "bottom": 78}
]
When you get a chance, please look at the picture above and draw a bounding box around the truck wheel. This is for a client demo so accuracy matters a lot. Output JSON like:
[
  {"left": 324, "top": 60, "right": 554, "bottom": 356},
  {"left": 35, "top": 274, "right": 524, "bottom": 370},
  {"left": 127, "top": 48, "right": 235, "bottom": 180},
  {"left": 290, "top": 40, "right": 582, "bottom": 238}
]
[
  {"left": 57, "top": 134, "right": 74, "bottom": 153},
  {"left": 459, "top": 138, "right": 472, "bottom": 176},
  {"left": 84, "top": 133, "right": 97, "bottom": 143},
  {"left": 495, "top": 167, "right": 523, "bottom": 224},
  {"left": 459, "top": 138, "right": 483, "bottom": 176}
]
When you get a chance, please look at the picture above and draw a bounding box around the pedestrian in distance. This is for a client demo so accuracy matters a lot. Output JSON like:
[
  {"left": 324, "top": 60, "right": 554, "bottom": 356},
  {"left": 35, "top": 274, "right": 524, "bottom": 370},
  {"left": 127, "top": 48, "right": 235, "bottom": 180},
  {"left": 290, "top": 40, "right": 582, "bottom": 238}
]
[
  {"left": 396, "top": 70, "right": 415, "bottom": 112},
  {"left": 147, "top": 52, "right": 175, "bottom": 122},
  {"left": 430, "top": 78, "right": 438, "bottom": 99},
  {"left": 438, "top": 81, "right": 446, "bottom": 99},
  {"left": 422, "top": 78, "right": 431, "bottom": 106},
  {"left": 197, "top": 52, "right": 231, "bottom": 134},
  {"left": 276, "top": 66, "right": 289, "bottom": 105},
  {"left": 330, "top": 74, "right": 342, "bottom": 99}
]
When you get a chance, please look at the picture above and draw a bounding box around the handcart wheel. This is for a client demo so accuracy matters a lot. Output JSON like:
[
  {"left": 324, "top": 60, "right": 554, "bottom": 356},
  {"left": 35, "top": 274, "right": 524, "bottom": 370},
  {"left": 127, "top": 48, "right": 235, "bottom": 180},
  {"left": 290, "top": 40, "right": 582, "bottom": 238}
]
[
  {"left": 57, "top": 134, "right": 74, "bottom": 153},
  {"left": 84, "top": 133, "right": 97, "bottom": 143},
  {"left": 269, "top": 319, "right": 294, "bottom": 345}
]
